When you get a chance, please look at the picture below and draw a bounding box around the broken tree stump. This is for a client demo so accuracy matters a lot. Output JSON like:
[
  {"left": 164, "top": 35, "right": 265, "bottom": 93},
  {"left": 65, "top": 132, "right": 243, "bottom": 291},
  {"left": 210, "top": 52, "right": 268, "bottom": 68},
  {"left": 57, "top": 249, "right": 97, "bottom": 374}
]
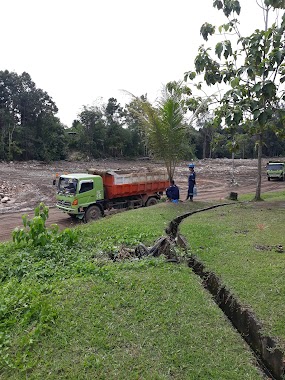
[{"left": 228, "top": 192, "right": 238, "bottom": 201}]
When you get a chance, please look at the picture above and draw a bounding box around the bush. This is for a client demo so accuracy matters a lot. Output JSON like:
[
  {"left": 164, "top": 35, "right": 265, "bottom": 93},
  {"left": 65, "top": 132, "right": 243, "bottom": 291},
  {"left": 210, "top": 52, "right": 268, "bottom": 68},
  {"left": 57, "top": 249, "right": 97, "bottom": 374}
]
[{"left": 12, "top": 203, "right": 78, "bottom": 250}]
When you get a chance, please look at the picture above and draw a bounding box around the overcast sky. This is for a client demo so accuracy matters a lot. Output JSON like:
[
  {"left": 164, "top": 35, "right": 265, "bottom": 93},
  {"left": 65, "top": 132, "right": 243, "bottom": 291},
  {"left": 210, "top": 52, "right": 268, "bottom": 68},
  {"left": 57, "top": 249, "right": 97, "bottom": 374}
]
[{"left": 1, "top": 0, "right": 265, "bottom": 127}]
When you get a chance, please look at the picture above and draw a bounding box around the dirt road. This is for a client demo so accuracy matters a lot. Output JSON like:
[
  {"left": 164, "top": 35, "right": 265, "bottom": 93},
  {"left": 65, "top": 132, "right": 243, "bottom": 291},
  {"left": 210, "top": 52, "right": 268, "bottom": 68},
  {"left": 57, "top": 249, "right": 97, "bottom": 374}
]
[{"left": 0, "top": 158, "right": 283, "bottom": 242}]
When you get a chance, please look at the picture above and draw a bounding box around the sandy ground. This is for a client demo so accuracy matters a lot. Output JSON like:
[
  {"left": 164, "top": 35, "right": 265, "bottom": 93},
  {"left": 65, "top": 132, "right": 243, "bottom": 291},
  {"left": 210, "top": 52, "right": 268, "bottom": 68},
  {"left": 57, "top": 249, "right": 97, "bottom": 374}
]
[{"left": 0, "top": 157, "right": 283, "bottom": 241}]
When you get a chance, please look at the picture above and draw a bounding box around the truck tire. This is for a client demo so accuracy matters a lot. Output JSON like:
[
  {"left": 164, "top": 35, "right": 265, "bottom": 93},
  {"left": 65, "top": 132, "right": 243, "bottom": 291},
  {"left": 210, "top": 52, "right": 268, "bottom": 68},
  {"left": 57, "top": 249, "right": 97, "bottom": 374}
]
[
  {"left": 85, "top": 205, "right": 102, "bottom": 223},
  {"left": 145, "top": 197, "right": 158, "bottom": 207},
  {"left": 268, "top": 177, "right": 270, "bottom": 181}
]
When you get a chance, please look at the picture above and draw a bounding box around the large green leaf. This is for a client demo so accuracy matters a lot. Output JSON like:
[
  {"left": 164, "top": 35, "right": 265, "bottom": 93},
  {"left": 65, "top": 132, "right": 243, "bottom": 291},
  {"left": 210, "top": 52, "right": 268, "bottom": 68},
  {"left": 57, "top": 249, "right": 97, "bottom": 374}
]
[
  {"left": 253, "top": 83, "right": 262, "bottom": 93},
  {"left": 200, "top": 23, "right": 215, "bottom": 41},
  {"left": 258, "top": 112, "right": 267, "bottom": 125},
  {"left": 233, "top": 109, "right": 243, "bottom": 124},
  {"left": 230, "top": 77, "right": 240, "bottom": 88},
  {"left": 215, "top": 42, "right": 223, "bottom": 59},
  {"left": 224, "top": 40, "right": 233, "bottom": 59},
  {"left": 262, "top": 82, "right": 276, "bottom": 99},
  {"left": 213, "top": 0, "right": 223, "bottom": 10}
]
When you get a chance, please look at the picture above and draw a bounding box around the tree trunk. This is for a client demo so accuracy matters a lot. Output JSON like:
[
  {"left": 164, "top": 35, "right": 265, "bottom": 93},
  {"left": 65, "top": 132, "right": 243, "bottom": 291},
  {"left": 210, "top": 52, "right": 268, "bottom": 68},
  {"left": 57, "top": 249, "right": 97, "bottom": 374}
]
[
  {"left": 203, "top": 135, "right": 207, "bottom": 159},
  {"left": 8, "top": 124, "right": 16, "bottom": 161},
  {"left": 209, "top": 136, "right": 213, "bottom": 158},
  {"left": 254, "top": 6, "right": 268, "bottom": 201},
  {"left": 254, "top": 134, "right": 262, "bottom": 201},
  {"left": 231, "top": 152, "right": 235, "bottom": 183}
]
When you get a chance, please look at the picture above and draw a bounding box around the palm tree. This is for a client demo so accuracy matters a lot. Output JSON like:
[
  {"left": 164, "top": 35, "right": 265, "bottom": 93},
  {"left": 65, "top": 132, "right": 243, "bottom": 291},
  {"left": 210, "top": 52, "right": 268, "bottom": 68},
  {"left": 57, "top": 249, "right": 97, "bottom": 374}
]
[{"left": 131, "top": 84, "right": 189, "bottom": 181}]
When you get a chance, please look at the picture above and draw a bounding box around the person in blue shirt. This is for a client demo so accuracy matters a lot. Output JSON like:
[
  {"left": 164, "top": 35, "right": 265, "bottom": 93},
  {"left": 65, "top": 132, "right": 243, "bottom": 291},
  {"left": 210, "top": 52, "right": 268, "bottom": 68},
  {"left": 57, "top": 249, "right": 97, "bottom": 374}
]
[
  {"left": 166, "top": 180, "right": 180, "bottom": 203},
  {"left": 186, "top": 163, "right": 196, "bottom": 201}
]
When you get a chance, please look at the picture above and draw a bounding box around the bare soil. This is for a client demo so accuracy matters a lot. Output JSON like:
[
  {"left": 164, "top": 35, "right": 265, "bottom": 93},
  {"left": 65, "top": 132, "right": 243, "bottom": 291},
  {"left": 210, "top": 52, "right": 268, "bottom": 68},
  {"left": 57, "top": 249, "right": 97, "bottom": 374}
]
[{"left": 0, "top": 157, "right": 283, "bottom": 242}]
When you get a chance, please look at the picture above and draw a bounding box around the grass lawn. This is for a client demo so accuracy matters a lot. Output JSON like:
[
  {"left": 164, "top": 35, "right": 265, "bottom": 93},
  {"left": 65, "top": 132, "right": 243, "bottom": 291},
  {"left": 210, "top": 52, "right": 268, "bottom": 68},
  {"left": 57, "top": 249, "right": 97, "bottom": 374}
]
[
  {"left": 1, "top": 196, "right": 284, "bottom": 379},
  {"left": 180, "top": 198, "right": 285, "bottom": 347},
  {"left": 1, "top": 263, "right": 263, "bottom": 380}
]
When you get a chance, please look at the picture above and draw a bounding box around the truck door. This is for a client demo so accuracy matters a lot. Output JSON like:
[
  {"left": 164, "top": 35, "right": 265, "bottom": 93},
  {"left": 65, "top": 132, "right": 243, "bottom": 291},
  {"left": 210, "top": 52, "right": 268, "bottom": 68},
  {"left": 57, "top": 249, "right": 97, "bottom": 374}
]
[{"left": 78, "top": 180, "right": 96, "bottom": 207}]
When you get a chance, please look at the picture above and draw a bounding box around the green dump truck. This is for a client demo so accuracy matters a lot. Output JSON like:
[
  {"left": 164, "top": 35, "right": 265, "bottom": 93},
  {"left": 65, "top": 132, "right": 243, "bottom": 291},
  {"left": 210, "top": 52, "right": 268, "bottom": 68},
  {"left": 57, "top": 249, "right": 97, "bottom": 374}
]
[
  {"left": 266, "top": 161, "right": 285, "bottom": 181},
  {"left": 54, "top": 169, "right": 170, "bottom": 222}
]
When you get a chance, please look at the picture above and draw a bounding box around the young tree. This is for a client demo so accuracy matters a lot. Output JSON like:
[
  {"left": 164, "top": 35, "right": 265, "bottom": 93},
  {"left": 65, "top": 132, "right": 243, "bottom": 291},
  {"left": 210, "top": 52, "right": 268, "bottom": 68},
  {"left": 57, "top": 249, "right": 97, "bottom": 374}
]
[
  {"left": 185, "top": 0, "right": 285, "bottom": 200},
  {"left": 131, "top": 83, "right": 192, "bottom": 181}
]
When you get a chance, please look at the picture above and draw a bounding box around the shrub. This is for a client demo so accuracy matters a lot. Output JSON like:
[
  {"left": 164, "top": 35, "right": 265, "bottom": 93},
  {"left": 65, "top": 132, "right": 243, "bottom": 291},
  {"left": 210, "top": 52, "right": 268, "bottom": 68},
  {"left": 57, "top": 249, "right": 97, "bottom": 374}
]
[{"left": 12, "top": 203, "right": 78, "bottom": 249}]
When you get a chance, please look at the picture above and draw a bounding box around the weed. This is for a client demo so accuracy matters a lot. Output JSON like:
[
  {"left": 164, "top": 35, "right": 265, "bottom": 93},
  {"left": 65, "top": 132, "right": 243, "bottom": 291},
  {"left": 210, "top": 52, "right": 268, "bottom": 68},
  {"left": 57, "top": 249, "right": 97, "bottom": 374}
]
[{"left": 12, "top": 202, "right": 78, "bottom": 253}]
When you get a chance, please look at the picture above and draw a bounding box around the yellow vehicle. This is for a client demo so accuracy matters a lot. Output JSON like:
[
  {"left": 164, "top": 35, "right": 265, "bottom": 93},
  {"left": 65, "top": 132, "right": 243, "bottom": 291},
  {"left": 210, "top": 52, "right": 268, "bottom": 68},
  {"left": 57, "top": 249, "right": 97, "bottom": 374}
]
[{"left": 266, "top": 161, "right": 285, "bottom": 181}]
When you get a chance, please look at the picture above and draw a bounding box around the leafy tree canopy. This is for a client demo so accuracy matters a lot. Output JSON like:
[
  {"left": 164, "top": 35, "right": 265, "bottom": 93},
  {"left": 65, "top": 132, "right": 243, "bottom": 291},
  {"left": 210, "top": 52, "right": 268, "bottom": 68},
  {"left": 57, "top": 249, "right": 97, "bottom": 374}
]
[
  {"left": 0, "top": 70, "right": 64, "bottom": 161},
  {"left": 185, "top": 0, "right": 285, "bottom": 200},
  {"left": 130, "top": 82, "right": 195, "bottom": 180}
]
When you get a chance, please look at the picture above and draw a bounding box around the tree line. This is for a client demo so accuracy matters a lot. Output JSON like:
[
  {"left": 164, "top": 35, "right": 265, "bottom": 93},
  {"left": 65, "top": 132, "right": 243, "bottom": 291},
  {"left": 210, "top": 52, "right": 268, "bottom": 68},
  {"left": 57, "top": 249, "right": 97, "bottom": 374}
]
[
  {"left": 1, "top": 70, "right": 285, "bottom": 164},
  {"left": 0, "top": 70, "right": 66, "bottom": 162}
]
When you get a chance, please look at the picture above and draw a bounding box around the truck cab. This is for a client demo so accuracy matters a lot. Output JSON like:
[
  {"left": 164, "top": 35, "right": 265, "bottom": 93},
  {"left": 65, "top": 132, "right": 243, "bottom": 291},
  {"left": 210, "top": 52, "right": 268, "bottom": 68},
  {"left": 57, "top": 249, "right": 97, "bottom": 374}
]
[
  {"left": 266, "top": 162, "right": 285, "bottom": 181},
  {"left": 56, "top": 174, "right": 104, "bottom": 220}
]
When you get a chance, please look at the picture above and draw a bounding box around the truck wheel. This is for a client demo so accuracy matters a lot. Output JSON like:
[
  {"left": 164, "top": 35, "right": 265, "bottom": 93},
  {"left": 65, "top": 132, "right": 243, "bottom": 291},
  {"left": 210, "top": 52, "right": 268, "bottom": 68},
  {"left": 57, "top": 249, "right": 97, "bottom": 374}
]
[
  {"left": 145, "top": 197, "right": 158, "bottom": 207},
  {"left": 268, "top": 177, "right": 270, "bottom": 181},
  {"left": 85, "top": 205, "right": 102, "bottom": 223}
]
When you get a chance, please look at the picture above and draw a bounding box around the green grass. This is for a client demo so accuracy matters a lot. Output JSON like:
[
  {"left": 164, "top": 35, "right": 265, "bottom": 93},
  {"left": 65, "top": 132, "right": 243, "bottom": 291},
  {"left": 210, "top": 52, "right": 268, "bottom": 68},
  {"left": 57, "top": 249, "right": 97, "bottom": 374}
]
[
  {"left": 2, "top": 263, "right": 263, "bottom": 380},
  {"left": 180, "top": 199, "right": 285, "bottom": 346},
  {"left": 1, "top": 196, "right": 284, "bottom": 378},
  {"left": 239, "top": 188, "right": 285, "bottom": 201}
]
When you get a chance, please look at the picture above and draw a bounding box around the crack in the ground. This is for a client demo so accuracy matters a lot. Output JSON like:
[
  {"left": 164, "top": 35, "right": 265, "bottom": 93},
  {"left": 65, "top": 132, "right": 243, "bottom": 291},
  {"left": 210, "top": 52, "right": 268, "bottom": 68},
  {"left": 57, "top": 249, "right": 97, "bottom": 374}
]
[{"left": 164, "top": 203, "right": 284, "bottom": 380}]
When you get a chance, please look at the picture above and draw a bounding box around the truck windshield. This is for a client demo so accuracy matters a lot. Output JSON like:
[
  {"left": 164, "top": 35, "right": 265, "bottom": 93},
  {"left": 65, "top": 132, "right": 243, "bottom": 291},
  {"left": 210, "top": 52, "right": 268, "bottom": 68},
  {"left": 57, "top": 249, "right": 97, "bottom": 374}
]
[
  {"left": 58, "top": 177, "right": 78, "bottom": 193},
  {"left": 267, "top": 164, "right": 283, "bottom": 170}
]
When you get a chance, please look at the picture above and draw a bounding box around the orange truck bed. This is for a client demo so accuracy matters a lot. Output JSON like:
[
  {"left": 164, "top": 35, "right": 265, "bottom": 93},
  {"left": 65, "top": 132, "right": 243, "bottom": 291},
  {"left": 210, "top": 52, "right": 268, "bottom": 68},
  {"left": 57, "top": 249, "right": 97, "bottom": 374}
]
[{"left": 88, "top": 169, "right": 170, "bottom": 199}]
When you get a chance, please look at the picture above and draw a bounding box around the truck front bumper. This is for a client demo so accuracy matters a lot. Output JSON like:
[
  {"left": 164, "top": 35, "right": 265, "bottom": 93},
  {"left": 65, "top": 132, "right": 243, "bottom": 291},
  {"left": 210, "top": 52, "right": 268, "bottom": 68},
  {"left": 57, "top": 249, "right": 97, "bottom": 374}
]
[
  {"left": 268, "top": 175, "right": 283, "bottom": 179},
  {"left": 56, "top": 202, "right": 80, "bottom": 215}
]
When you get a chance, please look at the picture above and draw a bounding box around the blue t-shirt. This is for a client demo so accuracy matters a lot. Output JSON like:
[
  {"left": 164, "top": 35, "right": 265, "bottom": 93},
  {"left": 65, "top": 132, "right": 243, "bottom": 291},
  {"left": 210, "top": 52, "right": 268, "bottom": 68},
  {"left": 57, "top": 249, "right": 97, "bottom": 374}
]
[{"left": 166, "top": 185, "right": 180, "bottom": 200}]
